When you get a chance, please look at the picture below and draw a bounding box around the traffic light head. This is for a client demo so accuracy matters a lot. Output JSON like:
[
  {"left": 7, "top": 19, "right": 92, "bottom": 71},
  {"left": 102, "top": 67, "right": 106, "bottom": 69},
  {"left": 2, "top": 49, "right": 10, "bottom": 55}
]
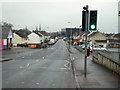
[
  {"left": 90, "top": 24, "right": 96, "bottom": 29},
  {"left": 89, "top": 10, "right": 97, "bottom": 30},
  {"left": 82, "top": 10, "right": 86, "bottom": 31}
]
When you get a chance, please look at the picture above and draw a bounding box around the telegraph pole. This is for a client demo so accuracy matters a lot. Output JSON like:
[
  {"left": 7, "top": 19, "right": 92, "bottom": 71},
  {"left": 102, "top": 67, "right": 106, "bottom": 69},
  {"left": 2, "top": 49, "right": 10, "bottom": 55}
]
[{"left": 83, "top": 5, "right": 89, "bottom": 78}]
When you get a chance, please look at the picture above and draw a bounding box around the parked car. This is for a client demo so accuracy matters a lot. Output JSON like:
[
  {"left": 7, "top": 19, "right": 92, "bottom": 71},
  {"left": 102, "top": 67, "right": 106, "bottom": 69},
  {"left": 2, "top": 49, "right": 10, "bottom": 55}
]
[
  {"left": 92, "top": 45, "right": 107, "bottom": 50},
  {"left": 48, "top": 39, "right": 55, "bottom": 45},
  {"left": 79, "top": 44, "right": 90, "bottom": 50}
]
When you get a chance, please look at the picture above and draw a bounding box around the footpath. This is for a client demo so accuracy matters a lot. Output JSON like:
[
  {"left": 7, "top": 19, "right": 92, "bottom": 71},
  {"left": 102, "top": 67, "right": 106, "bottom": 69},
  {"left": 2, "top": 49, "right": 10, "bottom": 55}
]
[{"left": 70, "top": 46, "right": 120, "bottom": 89}]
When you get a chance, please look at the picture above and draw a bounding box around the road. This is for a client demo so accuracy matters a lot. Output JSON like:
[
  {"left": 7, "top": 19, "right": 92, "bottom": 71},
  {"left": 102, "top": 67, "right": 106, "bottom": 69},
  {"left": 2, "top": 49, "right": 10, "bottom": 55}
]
[{"left": 2, "top": 39, "right": 76, "bottom": 88}]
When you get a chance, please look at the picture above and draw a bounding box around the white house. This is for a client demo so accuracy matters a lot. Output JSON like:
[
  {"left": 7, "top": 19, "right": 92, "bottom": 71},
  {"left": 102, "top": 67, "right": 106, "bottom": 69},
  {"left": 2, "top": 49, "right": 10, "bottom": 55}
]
[
  {"left": 27, "top": 31, "right": 45, "bottom": 48},
  {"left": 28, "top": 32, "right": 41, "bottom": 44}
]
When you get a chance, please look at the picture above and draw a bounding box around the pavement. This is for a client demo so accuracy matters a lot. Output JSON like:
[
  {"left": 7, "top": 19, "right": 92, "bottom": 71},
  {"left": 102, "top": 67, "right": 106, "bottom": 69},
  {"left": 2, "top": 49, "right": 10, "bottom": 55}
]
[{"left": 69, "top": 46, "right": 120, "bottom": 89}]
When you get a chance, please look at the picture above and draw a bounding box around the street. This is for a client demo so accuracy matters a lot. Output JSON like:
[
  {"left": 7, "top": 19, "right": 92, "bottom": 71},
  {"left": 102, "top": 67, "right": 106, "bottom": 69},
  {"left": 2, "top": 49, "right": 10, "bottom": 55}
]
[
  {"left": 2, "top": 39, "right": 76, "bottom": 88},
  {"left": 2, "top": 39, "right": 120, "bottom": 89}
]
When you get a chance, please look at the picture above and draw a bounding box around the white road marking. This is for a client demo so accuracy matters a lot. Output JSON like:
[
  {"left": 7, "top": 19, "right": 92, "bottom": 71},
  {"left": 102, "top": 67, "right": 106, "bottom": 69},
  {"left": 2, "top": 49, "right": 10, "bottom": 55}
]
[
  {"left": 64, "top": 60, "right": 71, "bottom": 70},
  {"left": 22, "top": 57, "right": 24, "bottom": 58},
  {"left": 27, "top": 63, "right": 30, "bottom": 67},
  {"left": 59, "top": 68, "right": 67, "bottom": 70},
  {"left": 65, "top": 60, "right": 70, "bottom": 64},
  {"left": 36, "top": 59, "right": 39, "bottom": 62},
  {"left": 20, "top": 66, "right": 24, "bottom": 68},
  {"left": 39, "top": 67, "right": 48, "bottom": 69},
  {"left": 36, "top": 83, "right": 40, "bottom": 85},
  {"left": 42, "top": 57, "right": 45, "bottom": 59}
]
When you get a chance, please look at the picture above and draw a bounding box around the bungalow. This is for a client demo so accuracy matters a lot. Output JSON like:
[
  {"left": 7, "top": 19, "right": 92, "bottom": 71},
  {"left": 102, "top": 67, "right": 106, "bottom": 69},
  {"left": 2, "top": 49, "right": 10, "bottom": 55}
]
[
  {"left": 0, "top": 23, "right": 13, "bottom": 50},
  {"left": 88, "top": 31, "right": 107, "bottom": 47},
  {"left": 12, "top": 29, "right": 31, "bottom": 46},
  {"left": 28, "top": 31, "right": 44, "bottom": 48}
]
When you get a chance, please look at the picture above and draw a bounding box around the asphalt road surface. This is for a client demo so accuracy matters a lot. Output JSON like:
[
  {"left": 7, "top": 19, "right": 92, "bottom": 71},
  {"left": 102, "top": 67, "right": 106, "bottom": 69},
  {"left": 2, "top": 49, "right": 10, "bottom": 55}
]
[{"left": 2, "top": 39, "right": 76, "bottom": 88}]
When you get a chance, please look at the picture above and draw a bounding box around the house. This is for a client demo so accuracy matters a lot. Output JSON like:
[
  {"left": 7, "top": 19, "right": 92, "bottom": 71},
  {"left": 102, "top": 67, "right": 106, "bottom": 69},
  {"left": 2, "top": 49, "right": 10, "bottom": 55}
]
[
  {"left": 39, "top": 31, "right": 50, "bottom": 40},
  {"left": 12, "top": 29, "right": 31, "bottom": 46},
  {"left": 28, "top": 31, "right": 44, "bottom": 48},
  {"left": 107, "top": 39, "right": 120, "bottom": 48},
  {"left": 88, "top": 31, "right": 107, "bottom": 47},
  {"left": 113, "top": 33, "right": 120, "bottom": 40},
  {"left": 105, "top": 33, "right": 115, "bottom": 39},
  {"left": 95, "top": 40, "right": 107, "bottom": 47},
  {"left": 0, "top": 23, "right": 13, "bottom": 50}
]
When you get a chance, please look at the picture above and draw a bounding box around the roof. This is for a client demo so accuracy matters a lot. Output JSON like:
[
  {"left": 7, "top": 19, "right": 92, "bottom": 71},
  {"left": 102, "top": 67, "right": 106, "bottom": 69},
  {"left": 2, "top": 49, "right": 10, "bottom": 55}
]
[
  {"left": 88, "top": 31, "right": 100, "bottom": 37},
  {"left": 39, "top": 31, "right": 49, "bottom": 36},
  {"left": 95, "top": 40, "right": 107, "bottom": 43},
  {"left": 113, "top": 33, "right": 120, "bottom": 38},
  {"left": 105, "top": 33, "right": 114, "bottom": 37},
  {"left": 2, "top": 25, "right": 12, "bottom": 39},
  {"left": 33, "top": 31, "right": 43, "bottom": 37},
  {"left": 108, "top": 39, "right": 120, "bottom": 43},
  {"left": 15, "top": 29, "right": 31, "bottom": 39},
  {"left": 95, "top": 39, "right": 120, "bottom": 43}
]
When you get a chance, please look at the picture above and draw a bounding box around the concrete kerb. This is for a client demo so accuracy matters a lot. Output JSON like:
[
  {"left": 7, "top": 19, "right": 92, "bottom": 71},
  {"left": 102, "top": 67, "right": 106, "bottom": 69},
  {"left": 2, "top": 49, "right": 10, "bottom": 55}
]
[
  {"left": 67, "top": 47, "right": 81, "bottom": 89},
  {"left": 70, "top": 53, "right": 82, "bottom": 89},
  {"left": 0, "top": 58, "right": 13, "bottom": 62}
]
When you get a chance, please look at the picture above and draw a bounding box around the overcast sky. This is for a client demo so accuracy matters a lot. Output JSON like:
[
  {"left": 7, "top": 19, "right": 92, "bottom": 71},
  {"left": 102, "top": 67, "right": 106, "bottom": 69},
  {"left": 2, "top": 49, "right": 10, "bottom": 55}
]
[{"left": 0, "top": 0, "right": 119, "bottom": 33}]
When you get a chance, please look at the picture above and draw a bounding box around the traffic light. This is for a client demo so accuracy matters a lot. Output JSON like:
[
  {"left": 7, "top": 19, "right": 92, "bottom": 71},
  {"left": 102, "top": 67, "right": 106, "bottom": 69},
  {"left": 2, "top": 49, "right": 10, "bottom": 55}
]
[
  {"left": 89, "top": 10, "right": 97, "bottom": 30},
  {"left": 82, "top": 10, "right": 86, "bottom": 31}
]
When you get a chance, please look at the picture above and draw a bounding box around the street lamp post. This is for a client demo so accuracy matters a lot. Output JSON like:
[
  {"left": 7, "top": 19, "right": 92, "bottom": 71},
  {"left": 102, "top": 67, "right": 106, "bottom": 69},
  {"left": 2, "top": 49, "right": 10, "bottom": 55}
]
[{"left": 68, "top": 22, "right": 72, "bottom": 49}]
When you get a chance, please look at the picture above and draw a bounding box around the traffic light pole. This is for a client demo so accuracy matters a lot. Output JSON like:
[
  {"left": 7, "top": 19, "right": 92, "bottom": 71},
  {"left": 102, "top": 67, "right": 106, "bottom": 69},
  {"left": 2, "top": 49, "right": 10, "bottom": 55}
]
[{"left": 83, "top": 5, "right": 89, "bottom": 78}]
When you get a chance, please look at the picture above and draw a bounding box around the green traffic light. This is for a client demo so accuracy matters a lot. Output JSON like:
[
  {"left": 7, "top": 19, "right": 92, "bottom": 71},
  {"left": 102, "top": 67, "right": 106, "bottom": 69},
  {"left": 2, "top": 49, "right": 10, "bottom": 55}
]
[{"left": 90, "top": 24, "right": 96, "bottom": 29}]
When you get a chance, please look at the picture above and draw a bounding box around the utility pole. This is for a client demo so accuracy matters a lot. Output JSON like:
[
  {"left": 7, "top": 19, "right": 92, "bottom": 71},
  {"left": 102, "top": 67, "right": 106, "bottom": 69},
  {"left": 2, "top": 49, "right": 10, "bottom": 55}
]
[{"left": 83, "top": 5, "right": 89, "bottom": 78}]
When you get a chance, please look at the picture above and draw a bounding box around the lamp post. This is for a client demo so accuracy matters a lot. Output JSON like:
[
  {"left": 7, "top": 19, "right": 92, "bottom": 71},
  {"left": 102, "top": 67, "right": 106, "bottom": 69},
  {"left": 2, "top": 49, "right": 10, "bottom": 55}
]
[{"left": 68, "top": 22, "right": 72, "bottom": 49}]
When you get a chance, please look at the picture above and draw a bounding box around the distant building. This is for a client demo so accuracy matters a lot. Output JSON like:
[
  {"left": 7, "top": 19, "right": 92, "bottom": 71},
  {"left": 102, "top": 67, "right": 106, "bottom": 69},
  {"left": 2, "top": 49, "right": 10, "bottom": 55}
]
[
  {"left": 0, "top": 23, "right": 13, "bottom": 50},
  {"left": 61, "top": 28, "right": 81, "bottom": 37}
]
